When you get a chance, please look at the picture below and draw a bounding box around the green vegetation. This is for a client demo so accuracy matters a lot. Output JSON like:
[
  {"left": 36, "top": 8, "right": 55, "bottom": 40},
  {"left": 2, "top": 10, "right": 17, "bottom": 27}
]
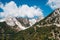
[
  {"left": 0, "top": 22, "right": 60, "bottom": 40},
  {"left": 0, "top": 21, "right": 59, "bottom": 40},
  {"left": 12, "top": 26, "right": 56, "bottom": 40}
]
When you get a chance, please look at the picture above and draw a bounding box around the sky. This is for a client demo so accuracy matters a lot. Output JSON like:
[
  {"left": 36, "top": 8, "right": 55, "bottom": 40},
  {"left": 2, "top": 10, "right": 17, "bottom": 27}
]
[{"left": 0, "top": 0, "right": 60, "bottom": 19}]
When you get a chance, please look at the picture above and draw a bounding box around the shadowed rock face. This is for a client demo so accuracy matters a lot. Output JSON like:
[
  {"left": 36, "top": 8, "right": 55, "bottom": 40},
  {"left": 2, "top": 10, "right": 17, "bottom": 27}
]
[
  {"left": 16, "top": 17, "right": 30, "bottom": 27},
  {"left": 0, "top": 21, "right": 20, "bottom": 33}
]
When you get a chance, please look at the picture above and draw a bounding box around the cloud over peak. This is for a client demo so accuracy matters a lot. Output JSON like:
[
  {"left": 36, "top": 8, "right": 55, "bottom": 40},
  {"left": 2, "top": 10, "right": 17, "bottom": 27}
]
[{"left": 0, "top": 1, "right": 44, "bottom": 19}]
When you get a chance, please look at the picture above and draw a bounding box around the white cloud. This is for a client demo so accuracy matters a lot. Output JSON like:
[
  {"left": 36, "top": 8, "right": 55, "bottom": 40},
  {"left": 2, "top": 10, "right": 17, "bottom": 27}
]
[
  {"left": 47, "top": 0, "right": 60, "bottom": 9},
  {"left": 19, "top": 5, "right": 44, "bottom": 18},
  {"left": 0, "top": 1, "right": 18, "bottom": 17},
  {"left": 0, "top": 1, "right": 44, "bottom": 19}
]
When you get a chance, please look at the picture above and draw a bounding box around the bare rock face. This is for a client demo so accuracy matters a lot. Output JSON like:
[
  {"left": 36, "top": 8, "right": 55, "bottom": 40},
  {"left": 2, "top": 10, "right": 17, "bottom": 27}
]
[
  {"left": 36, "top": 8, "right": 60, "bottom": 27},
  {"left": 16, "top": 17, "right": 30, "bottom": 27},
  {"left": 45, "top": 8, "right": 60, "bottom": 24}
]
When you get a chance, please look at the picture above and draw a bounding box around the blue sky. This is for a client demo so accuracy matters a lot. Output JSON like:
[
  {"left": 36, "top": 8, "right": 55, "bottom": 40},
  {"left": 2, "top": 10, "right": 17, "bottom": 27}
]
[{"left": 0, "top": 0, "right": 53, "bottom": 17}]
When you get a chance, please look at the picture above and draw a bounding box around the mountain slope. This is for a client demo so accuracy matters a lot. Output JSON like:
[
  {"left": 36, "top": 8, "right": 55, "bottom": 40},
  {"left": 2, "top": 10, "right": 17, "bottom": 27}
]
[
  {"left": 0, "top": 8, "right": 60, "bottom": 40},
  {"left": 12, "top": 8, "right": 60, "bottom": 40},
  {"left": 34, "top": 8, "right": 60, "bottom": 27}
]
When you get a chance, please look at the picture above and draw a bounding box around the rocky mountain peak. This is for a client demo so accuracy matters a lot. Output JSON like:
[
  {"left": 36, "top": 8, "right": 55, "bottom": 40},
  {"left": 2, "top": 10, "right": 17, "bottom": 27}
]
[
  {"left": 35, "top": 8, "right": 60, "bottom": 27},
  {"left": 45, "top": 8, "right": 60, "bottom": 23}
]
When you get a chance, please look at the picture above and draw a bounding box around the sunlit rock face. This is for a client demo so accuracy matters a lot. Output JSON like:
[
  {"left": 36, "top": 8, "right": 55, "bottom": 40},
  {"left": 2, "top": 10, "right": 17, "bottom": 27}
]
[
  {"left": 45, "top": 8, "right": 60, "bottom": 24},
  {"left": 37, "top": 8, "right": 60, "bottom": 27}
]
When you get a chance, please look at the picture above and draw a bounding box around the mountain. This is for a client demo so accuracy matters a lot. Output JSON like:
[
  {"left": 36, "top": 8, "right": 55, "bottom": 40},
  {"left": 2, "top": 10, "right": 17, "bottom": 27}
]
[
  {"left": 0, "top": 16, "right": 41, "bottom": 33},
  {"left": 0, "top": 16, "right": 31, "bottom": 33},
  {"left": 0, "top": 8, "right": 60, "bottom": 40},
  {"left": 12, "top": 8, "right": 60, "bottom": 40},
  {"left": 0, "top": 16, "right": 42, "bottom": 33},
  {"left": 35, "top": 8, "right": 60, "bottom": 27}
]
